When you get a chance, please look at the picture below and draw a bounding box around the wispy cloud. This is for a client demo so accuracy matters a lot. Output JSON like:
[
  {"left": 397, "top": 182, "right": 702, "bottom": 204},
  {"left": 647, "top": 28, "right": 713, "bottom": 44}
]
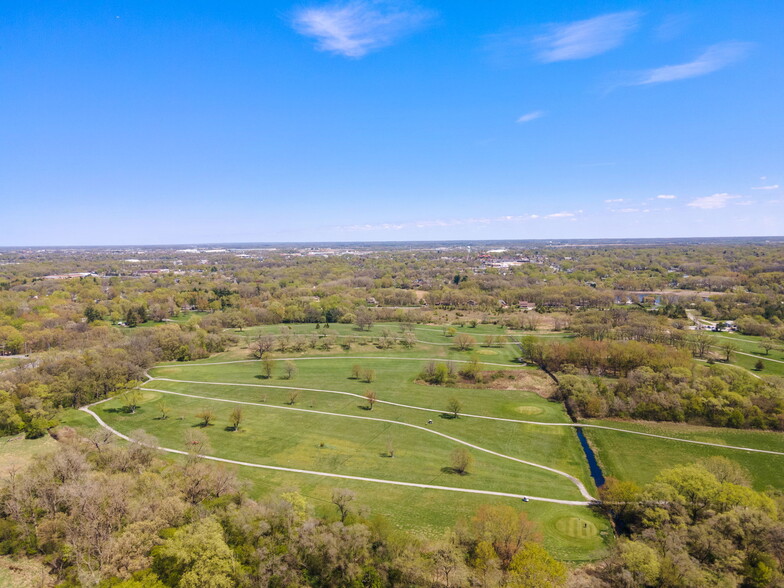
[
  {"left": 657, "top": 194, "right": 677, "bottom": 199},
  {"left": 534, "top": 11, "right": 640, "bottom": 62},
  {"left": 752, "top": 184, "right": 779, "bottom": 190},
  {"left": 292, "top": 1, "right": 433, "bottom": 58},
  {"left": 338, "top": 211, "right": 581, "bottom": 231},
  {"left": 630, "top": 42, "right": 752, "bottom": 85},
  {"left": 544, "top": 212, "right": 577, "bottom": 219},
  {"left": 604, "top": 198, "right": 624, "bottom": 203},
  {"left": 687, "top": 193, "right": 739, "bottom": 210},
  {"left": 516, "top": 110, "right": 546, "bottom": 124}
]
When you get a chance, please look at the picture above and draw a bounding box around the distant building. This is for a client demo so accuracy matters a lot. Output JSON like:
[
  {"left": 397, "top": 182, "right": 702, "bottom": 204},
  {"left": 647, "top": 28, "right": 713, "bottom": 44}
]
[{"left": 518, "top": 301, "right": 537, "bottom": 311}]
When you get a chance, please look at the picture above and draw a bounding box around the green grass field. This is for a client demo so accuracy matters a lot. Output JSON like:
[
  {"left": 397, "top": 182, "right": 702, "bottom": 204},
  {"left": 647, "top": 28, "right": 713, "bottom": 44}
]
[
  {"left": 67, "top": 341, "right": 614, "bottom": 562},
  {"left": 582, "top": 418, "right": 784, "bottom": 491},
  {"left": 703, "top": 331, "right": 784, "bottom": 376}
]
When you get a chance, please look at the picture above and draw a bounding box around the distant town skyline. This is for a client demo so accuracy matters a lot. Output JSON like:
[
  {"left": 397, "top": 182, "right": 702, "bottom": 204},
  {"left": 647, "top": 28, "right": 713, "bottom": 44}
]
[{"left": 2, "top": 1, "right": 782, "bottom": 246}]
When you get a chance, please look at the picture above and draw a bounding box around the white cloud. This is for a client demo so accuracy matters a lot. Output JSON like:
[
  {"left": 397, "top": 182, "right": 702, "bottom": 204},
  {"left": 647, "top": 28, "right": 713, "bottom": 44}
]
[
  {"left": 604, "top": 198, "right": 624, "bottom": 203},
  {"left": 535, "top": 11, "right": 640, "bottom": 62},
  {"left": 687, "top": 193, "right": 739, "bottom": 210},
  {"left": 544, "top": 212, "right": 576, "bottom": 219},
  {"left": 657, "top": 194, "right": 677, "bottom": 199},
  {"left": 735, "top": 200, "right": 753, "bottom": 206},
  {"left": 292, "top": 1, "right": 433, "bottom": 58},
  {"left": 517, "top": 110, "right": 546, "bottom": 124},
  {"left": 752, "top": 184, "right": 779, "bottom": 190},
  {"left": 631, "top": 42, "right": 751, "bottom": 85}
]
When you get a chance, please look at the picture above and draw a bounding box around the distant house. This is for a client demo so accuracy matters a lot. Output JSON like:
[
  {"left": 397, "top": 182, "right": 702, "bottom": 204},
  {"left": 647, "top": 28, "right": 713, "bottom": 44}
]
[
  {"left": 498, "top": 299, "right": 509, "bottom": 308},
  {"left": 366, "top": 297, "right": 378, "bottom": 306},
  {"left": 518, "top": 301, "right": 536, "bottom": 311}
]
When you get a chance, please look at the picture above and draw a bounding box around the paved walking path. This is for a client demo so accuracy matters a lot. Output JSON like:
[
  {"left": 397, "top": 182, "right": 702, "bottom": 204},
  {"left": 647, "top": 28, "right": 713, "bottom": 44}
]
[
  {"left": 147, "top": 373, "right": 784, "bottom": 457},
  {"left": 79, "top": 400, "right": 593, "bottom": 506}
]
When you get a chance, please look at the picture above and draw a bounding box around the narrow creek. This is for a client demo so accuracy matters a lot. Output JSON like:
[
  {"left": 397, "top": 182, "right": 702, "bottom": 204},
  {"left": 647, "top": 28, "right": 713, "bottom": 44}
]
[{"left": 575, "top": 428, "right": 606, "bottom": 489}]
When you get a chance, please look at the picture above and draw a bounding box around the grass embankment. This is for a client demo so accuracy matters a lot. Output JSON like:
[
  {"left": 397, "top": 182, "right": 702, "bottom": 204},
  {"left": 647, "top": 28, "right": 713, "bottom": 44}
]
[{"left": 582, "top": 418, "right": 784, "bottom": 491}]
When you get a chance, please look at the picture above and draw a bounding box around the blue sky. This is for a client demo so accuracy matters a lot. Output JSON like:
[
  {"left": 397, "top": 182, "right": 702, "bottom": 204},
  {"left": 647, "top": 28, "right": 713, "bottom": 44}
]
[{"left": 1, "top": 0, "right": 782, "bottom": 245}]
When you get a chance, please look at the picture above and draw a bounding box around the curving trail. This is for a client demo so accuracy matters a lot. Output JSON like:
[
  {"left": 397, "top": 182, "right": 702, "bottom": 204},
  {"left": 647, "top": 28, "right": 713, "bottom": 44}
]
[
  {"left": 145, "top": 372, "right": 784, "bottom": 457},
  {"left": 79, "top": 400, "right": 592, "bottom": 506}
]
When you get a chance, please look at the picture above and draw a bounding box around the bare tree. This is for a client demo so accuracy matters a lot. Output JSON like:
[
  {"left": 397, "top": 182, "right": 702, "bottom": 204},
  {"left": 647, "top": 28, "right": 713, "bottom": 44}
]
[
  {"left": 350, "top": 364, "right": 362, "bottom": 379},
  {"left": 184, "top": 428, "right": 212, "bottom": 462},
  {"left": 331, "top": 488, "right": 356, "bottom": 523},
  {"left": 363, "top": 369, "right": 376, "bottom": 384},
  {"left": 386, "top": 436, "right": 395, "bottom": 458},
  {"left": 365, "top": 390, "right": 378, "bottom": 410},
  {"left": 355, "top": 311, "right": 374, "bottom": 331},
  {"left": 453, "top": 333, "right": 476, "bottom": 351},
  {"left": 283, "top": 360, "right": 297, "bottom": 380},
  {"left": 251, "top": 335, "right": 275, "bottom": 358},
  {"left": 288, "top": 390, "right": 300, "bottom": 405}
]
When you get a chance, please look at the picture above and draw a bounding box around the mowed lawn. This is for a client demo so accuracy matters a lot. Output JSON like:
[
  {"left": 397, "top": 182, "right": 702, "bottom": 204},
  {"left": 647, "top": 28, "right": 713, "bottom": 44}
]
[
  {"left": 583, "top": 419, "right": 784, "bottom": 491},
  {"left": 148, "top": 357, "right": 563, "bottom": 423},
  {"left": 97, "top": 389, "right": 585, "bottom": 501},
  {"left": 703, "top": 331, "right": 784, "bottom": 376},
  {"left": 60, "top": 407, "right": 609, "bottom": 563}
]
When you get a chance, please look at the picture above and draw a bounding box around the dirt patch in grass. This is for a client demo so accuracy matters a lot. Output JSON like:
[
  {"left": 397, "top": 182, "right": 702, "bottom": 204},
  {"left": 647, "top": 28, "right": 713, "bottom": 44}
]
[
  {"left": 481, "top": 370, "right": 557, "bottom": 398},
  {"left": 417, "top": 369, "right": 556, "bottom": 397}
]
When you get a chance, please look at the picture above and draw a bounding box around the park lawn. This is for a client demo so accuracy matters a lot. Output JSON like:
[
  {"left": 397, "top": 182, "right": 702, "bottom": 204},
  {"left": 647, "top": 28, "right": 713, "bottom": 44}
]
[
  {"left": 701, "top": 331, "right": 784, "bottom": 376},
  {"left": 237, "top": 466, "right": 611, "bottom": 563},
  {"left": 705, "top": 331, "right": 783, "bottom": 356},
  {"left": 148, "top": 356, "right": 561, "bottom": 423},
  {"left": 96, "top": 391, "right": 586, "bottom": 502},
  {"left": 60, "top": 407, "right": 610, "bottom": 563},
  {"left": 582, "top": 418, "right": 784, "bottom": 491},
  {"left": 726, "top": 349, "right": 784, "bottom": 377},
  {"left": 238, "top": 321, "right": 572, "bottom": 349},
  {"left": 0, "top": 434, "right": 58, "bottom": 479},
  {"left": 140, "top": 378, "right": 595, "bottom": 491}
]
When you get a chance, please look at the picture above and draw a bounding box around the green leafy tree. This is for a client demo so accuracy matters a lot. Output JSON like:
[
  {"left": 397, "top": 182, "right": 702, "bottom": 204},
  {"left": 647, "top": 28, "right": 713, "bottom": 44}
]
[
  {"left": 229, "top": 407, "right": 243, "bottom": 431},
  {"left": 154, "top": 517, "right": 237, "bottom": 588},
  {"left": 447, "top": 397, "right": 462, "bottom": 418},
  {"left": 451, "top": 448, "right": 473, "bottom": 474},
  {"left": 506, "top": 542, "right": 567, "bottom": 587}
]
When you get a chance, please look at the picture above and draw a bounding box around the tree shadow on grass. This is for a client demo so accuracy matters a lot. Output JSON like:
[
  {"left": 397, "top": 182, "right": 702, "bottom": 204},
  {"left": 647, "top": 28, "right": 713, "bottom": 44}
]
[
  {"left": 105, "top": 407, "right": 134, "bottom": 414},
  {"left": 441, "top": 466, "right": 470, "bottom": 475},
  {"left": 358, "top": 405, "right": 373, "bottom": 411},
  {"left": 440, "top": 413, "right": 457, "bottom": 420}
]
